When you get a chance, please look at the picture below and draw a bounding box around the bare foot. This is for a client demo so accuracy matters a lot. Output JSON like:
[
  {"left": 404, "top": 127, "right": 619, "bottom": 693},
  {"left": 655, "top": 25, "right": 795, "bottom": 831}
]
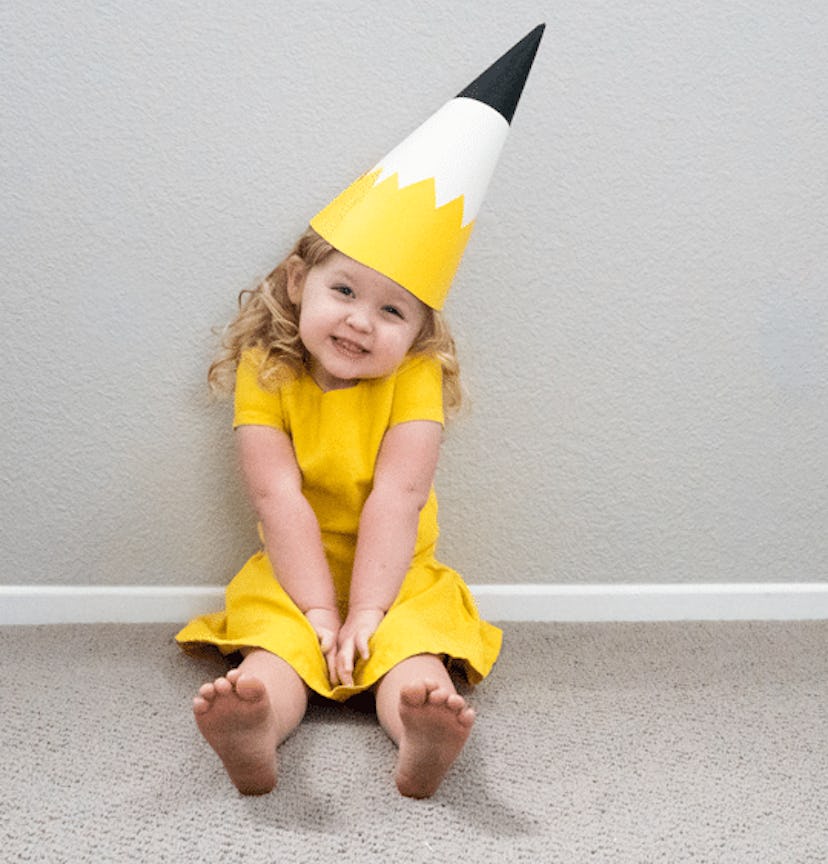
[
  {"left": 395, "top": 679, "right": 475, "bottom": 798},
  {"left": 192, "top": 668, "right": 279, "bottom": 795}
]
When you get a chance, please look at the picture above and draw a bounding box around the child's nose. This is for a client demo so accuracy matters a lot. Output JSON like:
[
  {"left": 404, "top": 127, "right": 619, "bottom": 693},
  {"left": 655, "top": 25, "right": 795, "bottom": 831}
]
[{"left": 346, "top": 307, "right": 372, "bottom": 332}]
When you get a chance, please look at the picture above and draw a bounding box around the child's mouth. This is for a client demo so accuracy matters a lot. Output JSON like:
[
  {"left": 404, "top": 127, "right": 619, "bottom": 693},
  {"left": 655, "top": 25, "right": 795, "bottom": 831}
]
[{"left": 332, "top": 336, "right": 368, "bottom": 357}]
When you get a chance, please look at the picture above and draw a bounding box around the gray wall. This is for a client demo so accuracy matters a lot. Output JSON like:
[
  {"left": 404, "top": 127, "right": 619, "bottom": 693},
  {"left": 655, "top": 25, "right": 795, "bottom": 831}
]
[{"left": 2, "top": 1, "right": 826, "bottom": 588}]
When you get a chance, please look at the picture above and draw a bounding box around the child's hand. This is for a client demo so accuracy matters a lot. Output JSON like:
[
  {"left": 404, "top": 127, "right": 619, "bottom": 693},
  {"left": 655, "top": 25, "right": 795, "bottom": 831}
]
[
  {"left": 304, "top": 607, "right": 342, "bottom": 686},
  {"left": 335, "top": 607, "right": 385, "bottom": 686}
]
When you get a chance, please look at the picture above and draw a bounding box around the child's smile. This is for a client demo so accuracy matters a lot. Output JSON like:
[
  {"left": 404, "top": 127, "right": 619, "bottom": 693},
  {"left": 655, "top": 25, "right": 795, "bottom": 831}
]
[
  {"left": 331, "top": 335, "right": 369, "bottom": 358},
  {"left": 287, "top": 251, "right": 429, "bottom": 391}
]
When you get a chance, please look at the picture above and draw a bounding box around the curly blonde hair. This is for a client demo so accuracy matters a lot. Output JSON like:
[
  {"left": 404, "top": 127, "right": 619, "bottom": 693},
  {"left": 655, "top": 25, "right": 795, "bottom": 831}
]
[{"left": 208, "top": 226, "right": 462, "bottom": 416}]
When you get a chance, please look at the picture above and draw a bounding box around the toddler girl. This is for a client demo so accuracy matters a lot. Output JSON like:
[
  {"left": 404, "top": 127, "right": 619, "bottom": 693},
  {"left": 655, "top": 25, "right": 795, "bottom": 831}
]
[{"left": 176, "top": 23, "right": 543, "bottom": 798}]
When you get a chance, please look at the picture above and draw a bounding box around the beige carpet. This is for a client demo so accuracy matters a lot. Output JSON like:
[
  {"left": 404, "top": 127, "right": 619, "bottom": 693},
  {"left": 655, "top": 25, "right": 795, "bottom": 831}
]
[{"left": 2, "top": 620, "right": 827, "bottom": 862}]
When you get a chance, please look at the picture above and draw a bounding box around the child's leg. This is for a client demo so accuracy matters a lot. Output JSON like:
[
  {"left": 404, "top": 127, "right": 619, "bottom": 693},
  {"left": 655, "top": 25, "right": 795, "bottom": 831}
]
[
  {"left": 193, "top": 648, "right": 308, "bottom": 795},
  {"left": 374, "top": 653, "right": 475, "bottom": 798}
]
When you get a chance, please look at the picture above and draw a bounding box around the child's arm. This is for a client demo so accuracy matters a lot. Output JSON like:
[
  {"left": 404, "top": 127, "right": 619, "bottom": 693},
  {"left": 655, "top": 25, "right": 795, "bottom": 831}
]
[
  {"left": 236, "top": 424, "right": 340, "bottom": 682},
  {"left": 335, "top": 419, "right": 443, "bottom": 685}
]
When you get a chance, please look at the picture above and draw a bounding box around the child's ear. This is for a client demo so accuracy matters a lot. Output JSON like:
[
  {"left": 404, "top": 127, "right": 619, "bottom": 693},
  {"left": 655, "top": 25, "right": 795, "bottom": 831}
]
[{"left": 285, "top": 256, "right": 306, "bottom": 303}]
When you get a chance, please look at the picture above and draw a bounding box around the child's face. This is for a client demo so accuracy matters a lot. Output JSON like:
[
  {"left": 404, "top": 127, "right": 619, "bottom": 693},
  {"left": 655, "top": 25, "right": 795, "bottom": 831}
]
[{"left": 287, "top": 251, "right": 429, "bottom": 391}]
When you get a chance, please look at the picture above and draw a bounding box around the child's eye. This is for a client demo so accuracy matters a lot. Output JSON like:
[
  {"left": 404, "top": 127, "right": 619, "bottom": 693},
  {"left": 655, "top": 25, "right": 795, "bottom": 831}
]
[
  {"left": 333, "top": 285, "right": 354, "bottom": 297},
  {"left": 383, "top": 305, "right": 403, "bottom": 319}
]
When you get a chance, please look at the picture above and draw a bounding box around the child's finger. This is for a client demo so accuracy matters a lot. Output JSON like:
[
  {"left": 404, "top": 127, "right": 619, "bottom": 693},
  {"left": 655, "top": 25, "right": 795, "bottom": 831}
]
[
  {"left": 324, "top": 648, "right": 338, "bottom": 687},
  {"left": 312, "top": 627, "right": 339, "bottom": 685},
  {"left": 317, "top": 629, "right": 334, "bottom": 654},
  {"left": 337, "top": 640, "right": 355, "bottom": 686},
  {"left": 355, "top": 632, "right": 371, "bottom": 661}
]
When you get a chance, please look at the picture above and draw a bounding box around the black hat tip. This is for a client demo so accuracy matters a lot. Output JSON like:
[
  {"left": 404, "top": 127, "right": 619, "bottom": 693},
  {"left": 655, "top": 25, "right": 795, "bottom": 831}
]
[{"left": 457, "top": 24, "right": 546, "bottom": 124}]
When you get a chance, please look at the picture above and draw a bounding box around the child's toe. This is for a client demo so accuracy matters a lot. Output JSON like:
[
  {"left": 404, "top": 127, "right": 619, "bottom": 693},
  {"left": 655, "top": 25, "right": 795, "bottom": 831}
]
[{"left": 213, "top": 676, "right": 233, "bottom": 696}]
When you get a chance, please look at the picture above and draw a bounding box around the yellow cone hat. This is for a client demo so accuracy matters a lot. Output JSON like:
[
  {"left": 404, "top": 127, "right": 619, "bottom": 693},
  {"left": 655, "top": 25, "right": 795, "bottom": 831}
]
[{"left": 310, "top": 25, "right": 545, "bottom": 310}]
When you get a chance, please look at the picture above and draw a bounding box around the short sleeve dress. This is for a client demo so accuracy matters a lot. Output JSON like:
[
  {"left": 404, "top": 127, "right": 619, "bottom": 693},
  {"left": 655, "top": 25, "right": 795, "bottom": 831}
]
[{"left": 175, "top": 349, "right": 502, "bottom": 701}]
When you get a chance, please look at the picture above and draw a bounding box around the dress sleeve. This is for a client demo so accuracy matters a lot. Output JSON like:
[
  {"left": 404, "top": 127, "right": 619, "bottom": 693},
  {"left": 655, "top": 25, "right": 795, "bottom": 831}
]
[
  {"left": 388, "top": 355, "right": 444, "bottom": 427},
  {"left": 233, "top": 349, "right": 285, "bottom": 430}
]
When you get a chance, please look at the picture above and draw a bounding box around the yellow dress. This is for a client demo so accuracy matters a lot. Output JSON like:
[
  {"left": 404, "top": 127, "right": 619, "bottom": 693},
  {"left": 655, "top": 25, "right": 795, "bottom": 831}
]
[{"left": 176, "top": 350, "right": 502, "bottom": 701}]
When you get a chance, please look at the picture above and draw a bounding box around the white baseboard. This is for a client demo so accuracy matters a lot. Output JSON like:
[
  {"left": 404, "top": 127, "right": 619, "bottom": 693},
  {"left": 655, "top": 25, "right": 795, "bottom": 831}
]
[{"left": 2, "top": 583, "right": 828, "bottom": 626}]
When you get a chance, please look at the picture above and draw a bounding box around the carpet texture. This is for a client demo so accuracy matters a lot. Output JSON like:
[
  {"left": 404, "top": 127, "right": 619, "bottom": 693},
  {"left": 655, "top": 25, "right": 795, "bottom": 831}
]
[{"left": 2, "top": 620, "right": 827, "bottom": 862}]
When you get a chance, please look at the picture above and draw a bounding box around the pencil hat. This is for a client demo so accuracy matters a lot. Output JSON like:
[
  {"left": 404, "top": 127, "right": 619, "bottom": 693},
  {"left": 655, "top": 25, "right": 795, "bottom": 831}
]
[{"left": 310, "top": 25, "right": 545, "bottom": 310}]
